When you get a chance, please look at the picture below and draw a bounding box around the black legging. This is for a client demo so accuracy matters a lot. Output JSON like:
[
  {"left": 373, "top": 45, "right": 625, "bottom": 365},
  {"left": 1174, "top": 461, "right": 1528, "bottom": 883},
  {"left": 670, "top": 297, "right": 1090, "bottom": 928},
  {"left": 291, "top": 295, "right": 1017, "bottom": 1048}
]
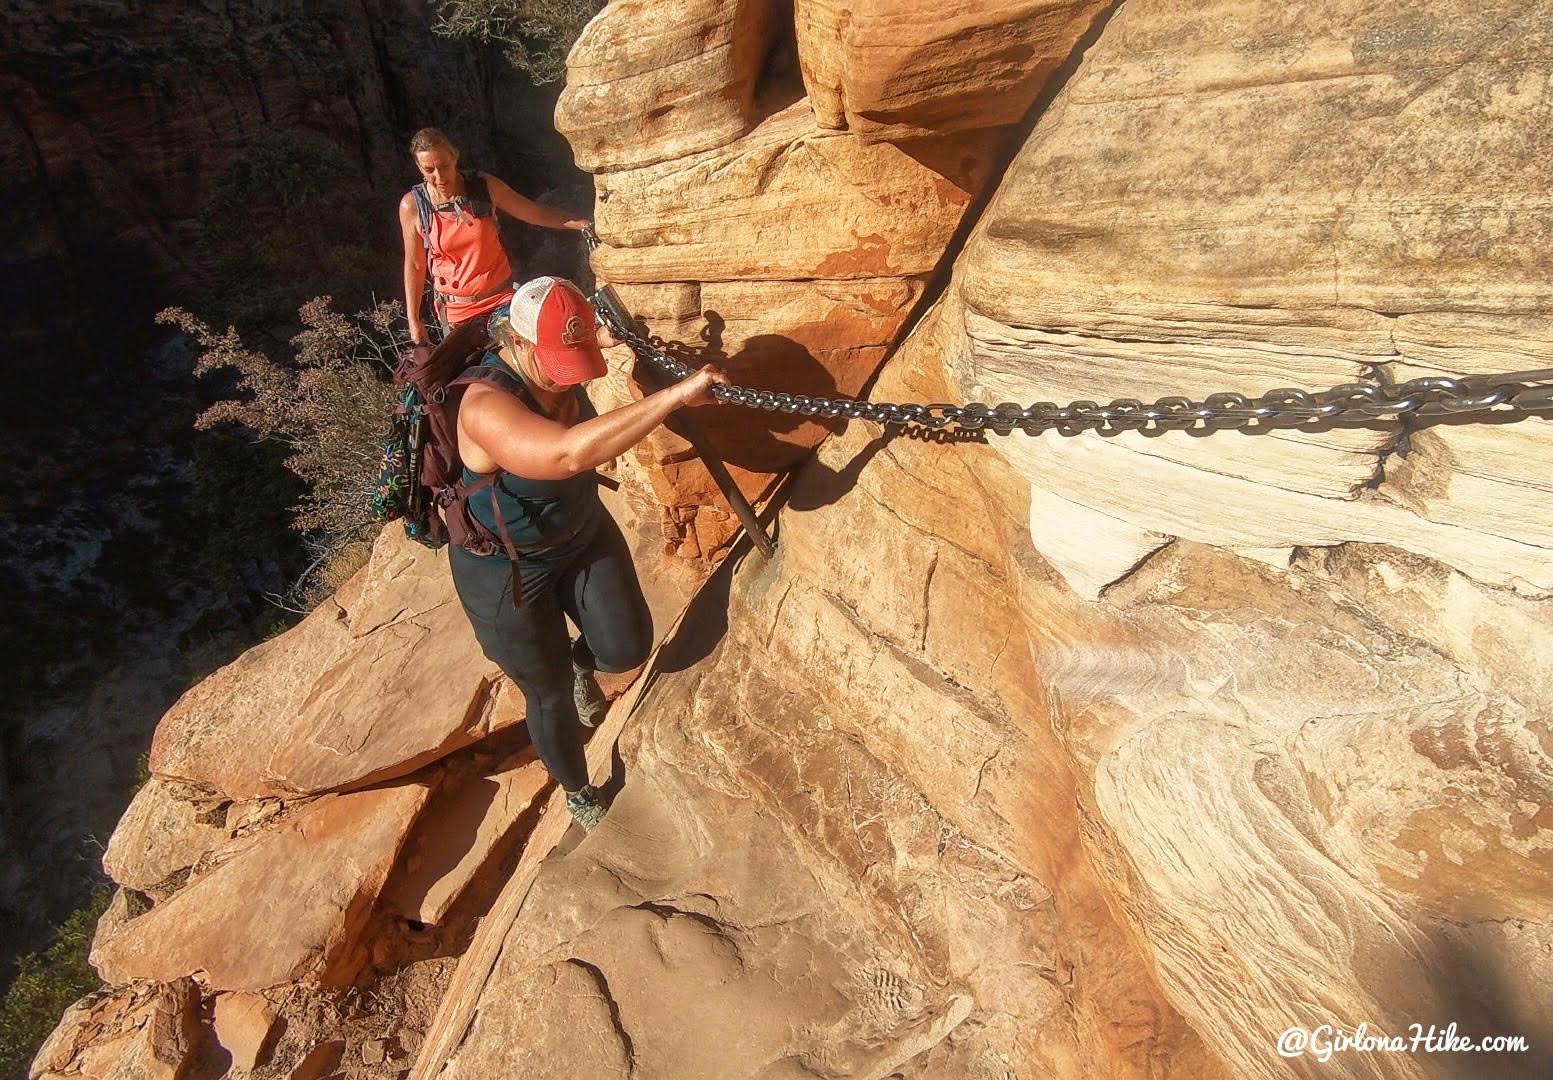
[{"left": 449, "top": 507, "right": 652, "bottom": 791}]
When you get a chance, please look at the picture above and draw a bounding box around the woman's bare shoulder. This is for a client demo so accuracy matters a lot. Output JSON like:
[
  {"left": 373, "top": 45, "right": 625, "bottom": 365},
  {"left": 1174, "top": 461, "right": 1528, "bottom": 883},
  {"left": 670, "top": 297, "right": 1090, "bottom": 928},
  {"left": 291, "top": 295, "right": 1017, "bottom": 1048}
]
[{"left": 461, "top": 380, "right": 536, "bottom": 418}]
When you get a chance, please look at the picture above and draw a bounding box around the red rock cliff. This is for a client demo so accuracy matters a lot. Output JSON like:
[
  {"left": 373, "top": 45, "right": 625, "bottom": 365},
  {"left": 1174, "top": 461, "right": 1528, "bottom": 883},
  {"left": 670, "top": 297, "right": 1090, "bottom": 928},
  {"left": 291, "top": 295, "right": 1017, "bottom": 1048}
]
[{"left": 1, "top": 0, "right": 530, "bottom": 360}]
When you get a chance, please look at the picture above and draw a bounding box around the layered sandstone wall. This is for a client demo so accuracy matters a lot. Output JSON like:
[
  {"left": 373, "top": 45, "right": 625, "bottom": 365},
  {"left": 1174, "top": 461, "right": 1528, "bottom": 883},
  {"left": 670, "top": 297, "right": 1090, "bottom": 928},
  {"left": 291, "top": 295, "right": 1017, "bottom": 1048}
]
[
  {"left": 559, "top": 0, "right": 1108, "bottom": 559},
  {"left": 937, "top": 4, "right": 1553, "bottom": 1073}
]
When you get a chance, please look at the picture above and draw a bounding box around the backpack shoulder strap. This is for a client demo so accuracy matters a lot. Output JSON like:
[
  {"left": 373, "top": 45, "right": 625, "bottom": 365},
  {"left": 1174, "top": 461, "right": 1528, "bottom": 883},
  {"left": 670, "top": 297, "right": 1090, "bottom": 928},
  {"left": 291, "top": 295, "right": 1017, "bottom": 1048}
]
[
  {"left": 450, "top": 361, "right": 536, "bottom": 407},
  {"left": 411, "top": 183, "right": 433, "bottom": 251}
]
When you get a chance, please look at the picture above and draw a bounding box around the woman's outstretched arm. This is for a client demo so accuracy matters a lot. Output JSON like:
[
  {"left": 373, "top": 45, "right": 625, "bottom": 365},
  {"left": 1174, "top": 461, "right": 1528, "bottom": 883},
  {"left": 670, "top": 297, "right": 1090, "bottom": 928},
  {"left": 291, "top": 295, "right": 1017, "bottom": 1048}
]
[
  {"left": 484, "top": 174, "right": 590, "bottom": 231},
  {"left": 461, "top": 367, "right": 728, "bottom": 480}
]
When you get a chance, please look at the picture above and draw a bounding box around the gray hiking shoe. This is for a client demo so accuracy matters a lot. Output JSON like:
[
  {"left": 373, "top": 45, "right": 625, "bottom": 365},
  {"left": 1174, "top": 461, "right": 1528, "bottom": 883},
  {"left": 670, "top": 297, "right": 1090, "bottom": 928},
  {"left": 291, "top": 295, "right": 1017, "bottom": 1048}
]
[
  {"left": 573, "top": 662, "right": 608, "bottom": 728},
  {"left": 565, "top": 785, "right": 611, "bottom": 833}
]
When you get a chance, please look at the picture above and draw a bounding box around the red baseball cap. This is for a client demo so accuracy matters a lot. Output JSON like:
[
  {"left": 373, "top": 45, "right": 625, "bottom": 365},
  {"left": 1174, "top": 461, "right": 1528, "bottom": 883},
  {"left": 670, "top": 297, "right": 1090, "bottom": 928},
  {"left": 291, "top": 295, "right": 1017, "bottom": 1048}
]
[{"left": 507, "top": 276, "right": 607, "bottom": 385}]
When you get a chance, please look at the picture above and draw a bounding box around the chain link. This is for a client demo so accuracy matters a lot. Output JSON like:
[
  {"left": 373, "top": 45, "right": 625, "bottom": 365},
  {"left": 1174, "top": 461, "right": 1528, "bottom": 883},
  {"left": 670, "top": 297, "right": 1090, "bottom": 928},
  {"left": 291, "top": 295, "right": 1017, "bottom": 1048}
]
[{"left": 582, "top": 236, "right": 1553, "bottom": 435}]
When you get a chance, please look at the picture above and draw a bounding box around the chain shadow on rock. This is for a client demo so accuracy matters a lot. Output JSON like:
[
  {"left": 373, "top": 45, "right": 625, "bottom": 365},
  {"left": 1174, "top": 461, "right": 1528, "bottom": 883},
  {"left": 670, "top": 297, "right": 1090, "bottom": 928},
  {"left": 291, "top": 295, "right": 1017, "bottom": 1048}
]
[
  {"left": 594, "top": 431, "right": 1001, "bottom": 802},
  {"left": 598, "top": 427, "right": 989, "bottom": 799},
  {"left": 778, "top": 429, "right": 894, "bottom": 516},
  {"left": 638, "top": 316, "right": 858, "bottom": 474}
]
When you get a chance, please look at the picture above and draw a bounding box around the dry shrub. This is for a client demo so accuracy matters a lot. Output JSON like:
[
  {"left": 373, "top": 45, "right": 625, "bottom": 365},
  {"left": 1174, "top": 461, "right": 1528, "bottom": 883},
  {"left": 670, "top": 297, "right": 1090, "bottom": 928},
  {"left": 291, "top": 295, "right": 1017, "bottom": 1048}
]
[
  {"left": 158, "top": 297, "right": 406, "bottom": 608},
  {"left": 317, "top": 537, "right": 376, "bottom": 594},
  {"left": 433, "top": 0, "right": 604, "bottom": 84}
]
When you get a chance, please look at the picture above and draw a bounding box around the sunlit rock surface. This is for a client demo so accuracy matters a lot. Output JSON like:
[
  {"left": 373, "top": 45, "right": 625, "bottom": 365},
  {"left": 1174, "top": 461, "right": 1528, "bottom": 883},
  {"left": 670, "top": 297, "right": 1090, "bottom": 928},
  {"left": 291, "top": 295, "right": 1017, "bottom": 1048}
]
[
  {"left": 794, "top": 0, "right": 1110, "bottom": 138},
  {"left": 147, "top": 533, "right": 510, "bottom": 799},
  {"left": 92, "top": 781, "right": 429, "bottom": 992}
]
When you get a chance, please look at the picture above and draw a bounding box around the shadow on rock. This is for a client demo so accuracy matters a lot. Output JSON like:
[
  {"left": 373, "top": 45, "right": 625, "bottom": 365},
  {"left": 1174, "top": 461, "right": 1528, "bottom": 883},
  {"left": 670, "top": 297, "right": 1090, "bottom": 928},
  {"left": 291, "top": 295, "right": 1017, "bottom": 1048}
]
[
  {"left": 639, "top": 322, "right": 851, "bottom": 475},
  {"left": 781, "top": 429, "right": 895, "bottom": 515},
  {"left": 1414, "top": 923, "right": 1553, "bottom": 1080}
]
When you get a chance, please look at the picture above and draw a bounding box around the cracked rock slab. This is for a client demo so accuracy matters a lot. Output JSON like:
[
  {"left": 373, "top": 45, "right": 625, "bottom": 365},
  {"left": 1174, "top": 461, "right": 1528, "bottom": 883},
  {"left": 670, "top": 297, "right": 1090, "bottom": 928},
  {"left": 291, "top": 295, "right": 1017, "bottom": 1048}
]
[
  {"left": 92, "top": 780, "right": 429, "bottom": 992},
  {"left": 149, "top": 529, "right": 513, "bottom": 799},
  {"left": 30, "top": 978, "right": 201, "bottom": 1080},
  {"left": 102, "top": 776, "right": 229, "bottom": 895},
  {"left": 383, "top": 751, "right": 552, "bottom": 927}
]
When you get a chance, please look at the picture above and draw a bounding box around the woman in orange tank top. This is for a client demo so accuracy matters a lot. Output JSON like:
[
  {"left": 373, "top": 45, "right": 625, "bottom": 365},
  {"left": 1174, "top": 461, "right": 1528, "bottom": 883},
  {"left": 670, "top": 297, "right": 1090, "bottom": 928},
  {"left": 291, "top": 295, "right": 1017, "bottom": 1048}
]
[{"left": 398, "top": 128, "right": 591, "bottom": 345}]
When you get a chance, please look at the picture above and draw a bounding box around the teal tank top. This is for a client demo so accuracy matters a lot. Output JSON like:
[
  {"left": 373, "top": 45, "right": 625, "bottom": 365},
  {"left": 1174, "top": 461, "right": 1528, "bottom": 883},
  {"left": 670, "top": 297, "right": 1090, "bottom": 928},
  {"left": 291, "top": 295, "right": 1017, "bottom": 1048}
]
[{"left": 463, "top": 352, "right": 601, "bottom": 548}]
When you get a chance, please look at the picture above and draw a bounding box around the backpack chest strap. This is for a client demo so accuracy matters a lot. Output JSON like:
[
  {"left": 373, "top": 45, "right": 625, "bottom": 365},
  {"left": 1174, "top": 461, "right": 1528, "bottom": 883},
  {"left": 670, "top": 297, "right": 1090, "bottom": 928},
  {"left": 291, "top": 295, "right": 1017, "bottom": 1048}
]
[{"left": 413, "top": 172, "right": 497, "bottom": 249}]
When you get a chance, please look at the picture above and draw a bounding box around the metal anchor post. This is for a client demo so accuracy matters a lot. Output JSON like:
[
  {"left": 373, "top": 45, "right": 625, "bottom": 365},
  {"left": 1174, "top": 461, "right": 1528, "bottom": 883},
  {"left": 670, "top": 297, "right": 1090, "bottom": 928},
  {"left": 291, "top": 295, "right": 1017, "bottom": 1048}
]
[{"left": 583, "top": 229, "right": 776, "bottom": 558}]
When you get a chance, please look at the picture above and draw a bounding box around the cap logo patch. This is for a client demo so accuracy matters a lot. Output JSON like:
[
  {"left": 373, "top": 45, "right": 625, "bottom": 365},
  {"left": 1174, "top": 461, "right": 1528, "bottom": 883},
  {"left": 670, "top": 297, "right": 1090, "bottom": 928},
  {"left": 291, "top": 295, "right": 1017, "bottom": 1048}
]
[{"left": 561, "top": 314, "right": 588, "bottom": 345}]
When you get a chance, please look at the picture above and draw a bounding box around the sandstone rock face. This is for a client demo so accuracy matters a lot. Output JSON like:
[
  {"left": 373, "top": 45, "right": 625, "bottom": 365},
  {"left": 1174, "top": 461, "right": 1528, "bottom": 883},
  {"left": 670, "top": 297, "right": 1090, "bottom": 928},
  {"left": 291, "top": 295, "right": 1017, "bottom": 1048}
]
[
  {"left": 433, "top": 368, "right": 1223, "bottom": 1078},
  {"left": 919, "top": 5, "right": 1553, "bottom": 1073},
  {"left": 582, "top": 95, "right": 994, "bottom": 563},
  {"left": 794, "top": 0, "right": 1111, "bottom": 137},
  {"left": 149, "top": 531, "right": 509, "bottom": 799},
  {"left": 290, "top": 1040, "right": 346, "bottom": 1080},
  {"left": 93, "top": 780, "right": 428, "bottom": 992},
  {"left": 39, "top": 3, "right": 1553, "bottom": 1079},
  {"left": 604, "top": 275, "right": 927, "bottom": 558},
  {"left": 567, "top": 0, "right": 1099, "bottom": 558},
  {"left": 101, "top": 778, "right": 229, "bottom": 895},
  {"left": 211, "top": 991, "right": 280, "bottom": 1072},
  {"left": 557, "top": 0, "right": 782, "bottom": 171},
  {"left": 30, "top": 979, "right": 201, "bottom": 1080},
  {"left": 591, "top": 102, "right": 992, "bottom": 284},
  {"left": 956, "top": 0, "right": 1553, "bottom": 597}
]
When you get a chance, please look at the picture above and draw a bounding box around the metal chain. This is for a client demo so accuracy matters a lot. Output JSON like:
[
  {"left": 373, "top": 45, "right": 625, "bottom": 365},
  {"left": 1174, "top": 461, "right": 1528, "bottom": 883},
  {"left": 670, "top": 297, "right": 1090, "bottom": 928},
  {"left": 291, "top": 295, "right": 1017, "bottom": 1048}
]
[{"left": 581, "top": 238, "right": 1553, "bottom": 435}]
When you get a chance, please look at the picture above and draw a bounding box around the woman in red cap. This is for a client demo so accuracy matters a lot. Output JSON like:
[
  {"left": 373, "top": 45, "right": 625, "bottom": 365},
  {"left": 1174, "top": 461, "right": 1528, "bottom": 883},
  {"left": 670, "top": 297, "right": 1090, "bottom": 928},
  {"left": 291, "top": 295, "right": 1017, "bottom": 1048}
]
[
  {"left": 452, "top": 277, "right": 728, "bottom": 832},
  {"left": 399, "top": 127, "right": 590, "bottom": 345}
]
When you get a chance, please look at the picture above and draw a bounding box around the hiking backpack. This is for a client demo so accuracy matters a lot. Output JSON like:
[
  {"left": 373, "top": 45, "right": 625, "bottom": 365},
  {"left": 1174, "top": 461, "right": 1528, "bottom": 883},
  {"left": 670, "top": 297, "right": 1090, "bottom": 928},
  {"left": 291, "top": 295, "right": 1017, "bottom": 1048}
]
[{"left": 370, "top": 320, "right": 547, "bottom": 599}]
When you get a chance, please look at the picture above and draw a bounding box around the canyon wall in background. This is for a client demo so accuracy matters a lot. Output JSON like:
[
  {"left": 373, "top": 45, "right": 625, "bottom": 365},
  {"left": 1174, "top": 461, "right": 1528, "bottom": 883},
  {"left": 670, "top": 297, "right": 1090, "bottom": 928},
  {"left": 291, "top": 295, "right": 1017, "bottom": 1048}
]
[{"left": 0, "top": 0, "right": 581, "bottom": 995}]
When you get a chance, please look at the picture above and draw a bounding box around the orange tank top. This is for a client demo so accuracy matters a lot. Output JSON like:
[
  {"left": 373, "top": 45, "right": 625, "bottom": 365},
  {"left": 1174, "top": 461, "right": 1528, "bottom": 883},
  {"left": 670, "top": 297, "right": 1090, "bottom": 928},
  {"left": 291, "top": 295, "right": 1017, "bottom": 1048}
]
[{"left": 421, "top": 177, "right": 513, "bottom": 323}]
